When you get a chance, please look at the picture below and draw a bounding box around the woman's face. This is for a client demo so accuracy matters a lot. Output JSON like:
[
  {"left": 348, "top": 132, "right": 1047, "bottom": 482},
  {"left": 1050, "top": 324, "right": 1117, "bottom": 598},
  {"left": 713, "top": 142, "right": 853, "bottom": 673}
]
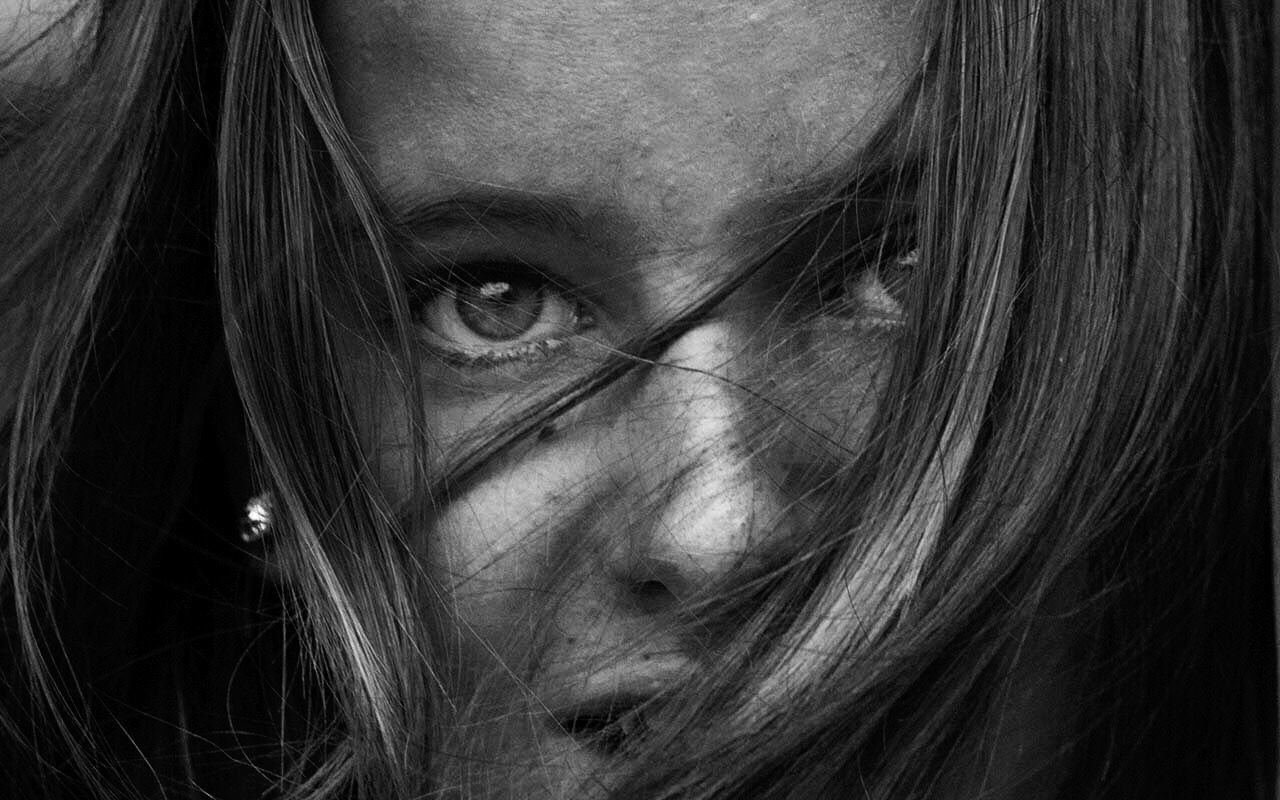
[{"left": 321, "top": 0, "right": 917, "bottom": 794}]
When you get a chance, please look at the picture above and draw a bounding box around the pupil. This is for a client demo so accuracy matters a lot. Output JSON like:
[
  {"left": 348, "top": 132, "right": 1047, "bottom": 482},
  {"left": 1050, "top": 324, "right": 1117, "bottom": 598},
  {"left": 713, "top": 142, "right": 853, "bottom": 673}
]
[{"left": 456, "top": 280, "right": 545, "bottom": 341}]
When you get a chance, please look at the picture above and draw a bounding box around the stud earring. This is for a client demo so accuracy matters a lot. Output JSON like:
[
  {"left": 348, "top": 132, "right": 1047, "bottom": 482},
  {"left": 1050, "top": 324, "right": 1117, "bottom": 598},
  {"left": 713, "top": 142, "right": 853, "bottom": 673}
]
[{"left": 239, "top": 491, "right": 275, "bottom": 543}]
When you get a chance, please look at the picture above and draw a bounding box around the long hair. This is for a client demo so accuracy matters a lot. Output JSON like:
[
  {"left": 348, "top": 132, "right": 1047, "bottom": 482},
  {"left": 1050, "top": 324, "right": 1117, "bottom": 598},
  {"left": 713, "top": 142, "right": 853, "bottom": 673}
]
[{"left": 0, "top": 0, "right": 1274, "bottom": 798}]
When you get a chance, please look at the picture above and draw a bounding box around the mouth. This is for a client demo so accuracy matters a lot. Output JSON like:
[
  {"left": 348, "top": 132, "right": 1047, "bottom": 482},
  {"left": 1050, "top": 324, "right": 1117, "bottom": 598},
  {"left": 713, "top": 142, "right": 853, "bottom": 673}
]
[
  {"left": 541, "top": 654, "right": 690, "bottom": 756},
  {"left": 552, "top": 692, "right": 659, "bottom": 756}
]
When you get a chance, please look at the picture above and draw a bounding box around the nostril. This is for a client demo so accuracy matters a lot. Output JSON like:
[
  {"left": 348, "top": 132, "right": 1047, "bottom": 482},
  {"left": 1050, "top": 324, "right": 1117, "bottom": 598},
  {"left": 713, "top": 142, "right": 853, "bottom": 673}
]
[
  {"left": 622, "top": 559, "right": 689, "bottom": 614},
  {"left": 628, "top": 579, "right": 676, "bottom": 614},
  {"left": 631, "top": 578, "right": 670, "bottom": 601},
  {"left": 614, "top": 558, "right": 696, "bottom": 614}
]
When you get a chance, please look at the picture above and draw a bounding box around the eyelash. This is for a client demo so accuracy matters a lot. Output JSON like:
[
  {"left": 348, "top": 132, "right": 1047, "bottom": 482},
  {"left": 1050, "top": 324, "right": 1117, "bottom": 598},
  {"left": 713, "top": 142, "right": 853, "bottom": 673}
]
[
  {"left": 401, "top": 218, "right": 916, "bottom": 370},
  {"left": 810, "top": 216, "right": 917, "bottom": 327},
  {"left": 405, "top": 262, "right": 597, "bottom": 369}
]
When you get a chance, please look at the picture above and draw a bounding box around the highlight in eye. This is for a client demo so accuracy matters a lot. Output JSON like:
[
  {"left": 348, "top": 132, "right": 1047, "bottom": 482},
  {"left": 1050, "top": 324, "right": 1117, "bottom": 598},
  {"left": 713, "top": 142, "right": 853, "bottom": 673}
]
[{"left": 408, "top": 262, "right": 597, "bottom": 367}]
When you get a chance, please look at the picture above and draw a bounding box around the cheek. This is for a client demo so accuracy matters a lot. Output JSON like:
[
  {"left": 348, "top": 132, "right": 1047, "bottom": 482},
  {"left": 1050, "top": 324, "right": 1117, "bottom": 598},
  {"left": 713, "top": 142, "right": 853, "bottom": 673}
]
[
  {"left": 349, "top": 319, "right": 897, "bottom": 604},
  {"left": 348, "top": 354, "right": 561, "bottom": 497},
  {"left": 343, "top": 326, "right": 900, "bottom": 726},
  {"left": 800, "top": 329, "right": 894, "bottom": 431},
  {"left": 355, "top": 323, "right": 897, "bottom": 526},
  {"left": 426, "top": 449, "right": 598, "bottom": 645},
  {"left": 746, "top": 321, "right": 897, "bottom": 463},
  {"left": 344, "top": 350, "right": 600, "bottom": 599}
]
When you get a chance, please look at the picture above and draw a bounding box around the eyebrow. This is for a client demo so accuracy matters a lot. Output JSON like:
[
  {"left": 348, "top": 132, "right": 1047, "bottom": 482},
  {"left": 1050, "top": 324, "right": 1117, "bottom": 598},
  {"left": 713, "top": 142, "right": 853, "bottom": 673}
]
[
  {"left": 375, "top": 150, "right": 921, "bottom": 257},
  {"left": 382, "top": 189, "right": 601, "bottom": 247}
]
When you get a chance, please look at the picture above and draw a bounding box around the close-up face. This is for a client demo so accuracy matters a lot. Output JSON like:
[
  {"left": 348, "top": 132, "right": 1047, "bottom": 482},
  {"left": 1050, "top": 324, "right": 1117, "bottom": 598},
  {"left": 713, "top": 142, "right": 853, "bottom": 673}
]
[
  {"left": 320, "top": 0, "right": 919, "bottom": 795},
  {"left": 0, "top": 0, "right": 1271, "bottom": 798}
]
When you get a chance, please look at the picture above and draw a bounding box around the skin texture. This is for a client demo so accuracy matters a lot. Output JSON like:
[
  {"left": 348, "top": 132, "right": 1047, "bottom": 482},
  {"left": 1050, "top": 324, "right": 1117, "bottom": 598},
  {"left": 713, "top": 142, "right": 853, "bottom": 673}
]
[
  {"left": 317, "top": 1, "right": 941, "bottom": 796},
  {"left": 0, "top": 0, "right": 89, "bottom": 82}
]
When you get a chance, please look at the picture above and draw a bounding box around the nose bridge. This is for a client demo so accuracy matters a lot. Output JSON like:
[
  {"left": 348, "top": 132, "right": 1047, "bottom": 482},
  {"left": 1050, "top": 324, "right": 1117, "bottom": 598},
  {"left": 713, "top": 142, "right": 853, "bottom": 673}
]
[{"left": 607, "top": 319, "right": 790, "bottom": 587}]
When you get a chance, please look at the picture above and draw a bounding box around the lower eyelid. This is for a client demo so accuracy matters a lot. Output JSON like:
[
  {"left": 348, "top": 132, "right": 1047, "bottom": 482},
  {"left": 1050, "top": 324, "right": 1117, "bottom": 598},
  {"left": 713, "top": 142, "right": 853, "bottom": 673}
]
[
  {"left": 424, "top": 335, "right": 575, "bottom": 369},
  {"left": 415, "top": 303, "right": 602, "bottom": 374}
]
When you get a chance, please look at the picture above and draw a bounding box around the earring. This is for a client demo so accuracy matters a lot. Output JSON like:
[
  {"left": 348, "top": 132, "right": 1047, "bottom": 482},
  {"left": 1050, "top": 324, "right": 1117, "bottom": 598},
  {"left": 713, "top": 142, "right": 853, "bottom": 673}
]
[{"left": 239, "top": 491, "right": 276, "bottom": 543}]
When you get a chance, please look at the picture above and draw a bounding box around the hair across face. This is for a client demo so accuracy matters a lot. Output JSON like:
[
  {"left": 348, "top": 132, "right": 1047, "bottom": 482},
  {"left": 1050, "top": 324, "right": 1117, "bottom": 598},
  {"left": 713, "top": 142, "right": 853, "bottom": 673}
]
[
  {"left": 316, "top": 0, "right": 929, "bottom": 796},
  {"left": 205, "top": 0, "right": 1277, "bottom": 796},
  {"left": 0, "top": 0, "right": 1270, "bottom": 797}
]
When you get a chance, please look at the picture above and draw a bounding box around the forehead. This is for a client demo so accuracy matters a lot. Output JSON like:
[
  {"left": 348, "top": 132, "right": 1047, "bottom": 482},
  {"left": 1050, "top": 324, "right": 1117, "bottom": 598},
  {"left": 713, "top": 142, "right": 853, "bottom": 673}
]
[{"left": 319, "top": 0, "right": 918, "bottom": 240}]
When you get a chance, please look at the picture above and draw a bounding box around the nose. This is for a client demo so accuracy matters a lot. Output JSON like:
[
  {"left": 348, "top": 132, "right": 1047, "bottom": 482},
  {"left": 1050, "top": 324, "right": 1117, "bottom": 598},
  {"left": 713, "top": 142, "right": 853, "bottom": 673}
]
[{"left": 596, "top": 319, "right": 796, "bottom": 604}]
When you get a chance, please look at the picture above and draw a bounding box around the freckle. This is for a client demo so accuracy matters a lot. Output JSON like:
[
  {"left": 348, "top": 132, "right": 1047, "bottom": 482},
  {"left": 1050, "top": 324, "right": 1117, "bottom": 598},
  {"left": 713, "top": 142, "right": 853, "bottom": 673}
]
[{"left": 747, "top": 10, "right": 764, "bottom": 22}]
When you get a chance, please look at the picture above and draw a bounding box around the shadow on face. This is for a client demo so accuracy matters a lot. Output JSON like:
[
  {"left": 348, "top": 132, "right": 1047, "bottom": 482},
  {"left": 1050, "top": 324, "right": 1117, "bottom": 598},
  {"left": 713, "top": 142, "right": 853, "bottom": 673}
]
[{"left": 319, "top": 0, "right": 932, "bottom": 795}]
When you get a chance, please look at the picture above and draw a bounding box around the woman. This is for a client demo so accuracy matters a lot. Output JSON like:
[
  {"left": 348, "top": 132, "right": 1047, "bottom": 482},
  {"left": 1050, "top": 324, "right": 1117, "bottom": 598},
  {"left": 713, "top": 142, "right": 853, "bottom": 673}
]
[{"left": 0, "top": 0, "right": 1273, "bottom": 797}]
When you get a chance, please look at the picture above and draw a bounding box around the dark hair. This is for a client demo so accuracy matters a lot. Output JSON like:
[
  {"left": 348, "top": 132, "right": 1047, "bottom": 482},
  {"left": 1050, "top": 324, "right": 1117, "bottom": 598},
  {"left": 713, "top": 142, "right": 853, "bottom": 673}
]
[{"left": 0, "top": 0, "right": 1274, "bottom": 798}]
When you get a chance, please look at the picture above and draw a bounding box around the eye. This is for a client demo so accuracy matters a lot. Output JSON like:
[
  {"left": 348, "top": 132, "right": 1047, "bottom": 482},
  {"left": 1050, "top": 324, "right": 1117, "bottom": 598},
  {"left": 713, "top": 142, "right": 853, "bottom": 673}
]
[
  {"left": 811, "top": 227, "right": 916, "bottom": 329},
  {"left": 839, "top": 246, "right": 915, "bottom": 327},
  {"left": 409, "top": 263, "right": 595, "bottom": 366},
  {"left": 798, "top": 192, "right": 918, "bottom": 330}
]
